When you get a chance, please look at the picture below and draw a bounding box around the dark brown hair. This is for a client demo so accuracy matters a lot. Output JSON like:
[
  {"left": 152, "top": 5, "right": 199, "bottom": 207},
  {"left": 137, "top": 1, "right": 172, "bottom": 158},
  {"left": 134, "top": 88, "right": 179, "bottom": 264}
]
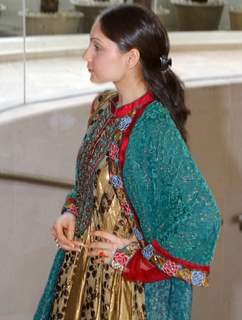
[{"left": 96, "top": 4, "right": 191, "bottom": 143}]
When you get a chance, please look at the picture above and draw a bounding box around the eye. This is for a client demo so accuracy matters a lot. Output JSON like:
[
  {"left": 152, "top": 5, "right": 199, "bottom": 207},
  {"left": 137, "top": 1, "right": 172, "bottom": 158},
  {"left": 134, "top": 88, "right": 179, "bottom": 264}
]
[{"left": 94, "top": 44, "right": 101, "bottom": 51}]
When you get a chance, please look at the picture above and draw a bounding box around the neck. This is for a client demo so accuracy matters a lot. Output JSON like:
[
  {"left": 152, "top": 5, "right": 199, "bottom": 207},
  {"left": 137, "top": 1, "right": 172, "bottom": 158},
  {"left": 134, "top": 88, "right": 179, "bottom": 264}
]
[{"left": 114, "top": 75, "right": 149, "bottom": 107}]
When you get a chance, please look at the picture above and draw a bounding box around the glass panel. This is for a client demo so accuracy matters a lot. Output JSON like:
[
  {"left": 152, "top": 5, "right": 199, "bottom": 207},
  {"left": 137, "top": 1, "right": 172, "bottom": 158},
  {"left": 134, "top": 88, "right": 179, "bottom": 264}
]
[
  {"left": 158, "top": 0, "right": 241, "bottom": 32},
  {"left": 0, "top": 0, "right": 24, "bottom": 110},
  {"left": 23, "top": 0, "right": 242, "bottom": 105},
  {"left": 24, "top": 0, "right": 114, "bottom": 104},
  {"left": 0, "top": 0, "right": 239, "bottom": 109}
]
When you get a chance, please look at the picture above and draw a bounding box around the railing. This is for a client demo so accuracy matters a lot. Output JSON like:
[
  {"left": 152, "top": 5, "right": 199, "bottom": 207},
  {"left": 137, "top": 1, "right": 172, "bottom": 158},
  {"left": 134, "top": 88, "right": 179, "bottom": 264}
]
[{"left": 0, "top": 170, "right": 73, "bottom": 189}]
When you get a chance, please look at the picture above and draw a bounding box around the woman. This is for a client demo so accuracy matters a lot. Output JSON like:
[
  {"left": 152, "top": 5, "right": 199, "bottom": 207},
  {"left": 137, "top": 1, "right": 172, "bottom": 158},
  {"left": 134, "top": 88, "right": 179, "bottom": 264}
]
[{"left": 34, "top": 4, "right": 221, "bottom": 320}]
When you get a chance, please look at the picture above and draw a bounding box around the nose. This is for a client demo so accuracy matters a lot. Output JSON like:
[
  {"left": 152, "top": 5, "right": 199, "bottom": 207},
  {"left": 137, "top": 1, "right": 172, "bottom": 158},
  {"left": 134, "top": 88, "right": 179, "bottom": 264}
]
[
  {"left": 82, "top": 47, "right": 90, "bottom": 62},
  {"left": 82, "top": 48, "right": 87, "bottom": 61}
]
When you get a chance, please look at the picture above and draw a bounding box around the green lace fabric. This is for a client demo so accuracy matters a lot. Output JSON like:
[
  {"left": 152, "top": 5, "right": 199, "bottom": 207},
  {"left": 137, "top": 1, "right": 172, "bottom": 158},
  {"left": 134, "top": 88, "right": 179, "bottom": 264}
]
[{"left": 123, "top": 101, "right": 221, "bottom": 319}]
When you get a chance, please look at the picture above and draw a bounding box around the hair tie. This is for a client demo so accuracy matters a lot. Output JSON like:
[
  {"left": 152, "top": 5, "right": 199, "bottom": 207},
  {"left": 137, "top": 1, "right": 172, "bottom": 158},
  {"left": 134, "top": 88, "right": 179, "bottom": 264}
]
[{"left": 160, "top": 56, "right": 172, "bottom": 71}]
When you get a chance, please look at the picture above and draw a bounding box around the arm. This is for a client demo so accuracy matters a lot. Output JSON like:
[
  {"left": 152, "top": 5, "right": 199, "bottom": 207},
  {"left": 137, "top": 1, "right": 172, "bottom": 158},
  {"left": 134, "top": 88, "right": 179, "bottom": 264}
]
[{"left": 112, "top": 103, "right": 221, "bottom": 286}]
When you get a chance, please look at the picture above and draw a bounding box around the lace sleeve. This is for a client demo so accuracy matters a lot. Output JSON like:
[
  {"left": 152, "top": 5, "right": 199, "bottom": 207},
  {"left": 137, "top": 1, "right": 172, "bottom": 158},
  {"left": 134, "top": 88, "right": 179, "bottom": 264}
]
[{"left": 121, "top": 102, "right": 222, "bottom": 285}]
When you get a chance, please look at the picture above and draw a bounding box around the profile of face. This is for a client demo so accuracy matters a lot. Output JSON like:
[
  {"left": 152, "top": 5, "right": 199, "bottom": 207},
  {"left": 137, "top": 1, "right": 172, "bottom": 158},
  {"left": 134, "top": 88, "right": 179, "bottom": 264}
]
[{"left": 82, "top": 21, "right": 139, "bottom": 84}]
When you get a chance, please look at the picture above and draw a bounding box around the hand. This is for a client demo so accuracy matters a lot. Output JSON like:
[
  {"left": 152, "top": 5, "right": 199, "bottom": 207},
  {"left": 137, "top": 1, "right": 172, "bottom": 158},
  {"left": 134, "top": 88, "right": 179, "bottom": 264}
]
[
  {"left": 86, "top": 230, "right": 137, "bottom": 264},
  {"left": 51, "top": 212, "right": 84, "bottom": 252}
]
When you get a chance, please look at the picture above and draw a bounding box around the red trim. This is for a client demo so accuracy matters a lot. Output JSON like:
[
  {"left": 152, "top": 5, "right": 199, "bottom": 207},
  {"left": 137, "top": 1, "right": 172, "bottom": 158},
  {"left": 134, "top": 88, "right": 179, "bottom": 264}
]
[
  {"left": 123, "top": 249, "right": 171, "bottom": 283},
  {"left": 152, "top": 240, "right": 210, "bottom": 273},
  {"left": 112, "top": 91, "right": 154, "bottom": 118},
  {"left": 119, "top": 98, "right": 154, "bottom": 168},
  {"left": 123, "top": 240, "right": 210, "bottom": 283}
]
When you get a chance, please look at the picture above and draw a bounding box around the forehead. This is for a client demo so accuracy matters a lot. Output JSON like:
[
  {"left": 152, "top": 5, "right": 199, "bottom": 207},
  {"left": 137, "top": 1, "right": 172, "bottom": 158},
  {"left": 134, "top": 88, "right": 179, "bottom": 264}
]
[{"left": 90, "top": 22, "right": 115, "bottom": 46}]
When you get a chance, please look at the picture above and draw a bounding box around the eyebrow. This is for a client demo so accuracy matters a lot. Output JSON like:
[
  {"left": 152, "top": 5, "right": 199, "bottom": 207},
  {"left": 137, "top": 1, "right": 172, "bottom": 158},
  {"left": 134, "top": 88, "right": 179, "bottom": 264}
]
[{"left": 90, "top": 37, "right": 103, "bottom": 44}]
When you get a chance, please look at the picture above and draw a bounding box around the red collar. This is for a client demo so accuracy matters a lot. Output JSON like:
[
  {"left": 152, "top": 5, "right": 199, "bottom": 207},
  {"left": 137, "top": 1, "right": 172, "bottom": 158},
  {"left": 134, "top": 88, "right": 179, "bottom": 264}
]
[{"left": 111, "top": 90, "right": 155, "bottom": 118}]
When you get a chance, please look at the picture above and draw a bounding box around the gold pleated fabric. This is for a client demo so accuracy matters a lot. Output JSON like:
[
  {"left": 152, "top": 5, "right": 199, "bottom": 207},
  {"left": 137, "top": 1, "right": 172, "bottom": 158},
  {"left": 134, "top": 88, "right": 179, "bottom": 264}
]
[{"left": 50, "top": 157, "right": 146, "bottom": 320}]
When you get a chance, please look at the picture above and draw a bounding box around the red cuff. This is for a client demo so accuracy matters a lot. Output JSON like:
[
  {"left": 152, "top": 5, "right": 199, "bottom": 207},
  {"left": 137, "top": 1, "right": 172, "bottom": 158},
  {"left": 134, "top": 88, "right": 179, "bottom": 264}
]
[
  {"left": 152, "top": 240, "right": 210, "bottom": 273},
  {"left": 123, "top": 249, "right": 171, "bottom": 282},
  {"left": 123, "top": 239, "right": 210, "bottom": 283}
]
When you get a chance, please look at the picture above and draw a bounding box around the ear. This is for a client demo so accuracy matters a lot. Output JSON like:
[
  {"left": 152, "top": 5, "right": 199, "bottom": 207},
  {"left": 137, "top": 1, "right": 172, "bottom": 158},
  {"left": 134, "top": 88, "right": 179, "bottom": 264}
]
[{"left": 126, "top": 48, "right": 140, "bottom": 69}]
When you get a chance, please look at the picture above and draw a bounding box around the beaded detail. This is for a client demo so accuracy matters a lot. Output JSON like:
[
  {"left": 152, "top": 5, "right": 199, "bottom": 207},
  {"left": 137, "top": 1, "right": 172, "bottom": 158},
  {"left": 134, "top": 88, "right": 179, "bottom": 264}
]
[
  {"left": 118, "top": 116, "right": 132, "bottom": 131},
  {"left": 142, "top": 244, "right": 154, "bottom": 260}
]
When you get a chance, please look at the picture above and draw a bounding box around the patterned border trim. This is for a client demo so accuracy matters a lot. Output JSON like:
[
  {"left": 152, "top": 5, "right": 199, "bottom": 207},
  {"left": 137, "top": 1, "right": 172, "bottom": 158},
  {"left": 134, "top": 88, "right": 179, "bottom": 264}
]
[
  {"left": 63, "top": 203, "right": 79, "bottom": 218},
  {"left": 141, "top": 244, "right": 209, "bottom": 287},
  {"left": 111, "top": 241, "right": 140, "bottom": 272}
]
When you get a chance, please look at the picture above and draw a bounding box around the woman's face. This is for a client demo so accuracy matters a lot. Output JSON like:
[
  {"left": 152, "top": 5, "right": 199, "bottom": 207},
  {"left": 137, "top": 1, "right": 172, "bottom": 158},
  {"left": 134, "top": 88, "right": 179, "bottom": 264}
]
[{"left": 82, "top": 21, "right": 129, "bottom": 84}]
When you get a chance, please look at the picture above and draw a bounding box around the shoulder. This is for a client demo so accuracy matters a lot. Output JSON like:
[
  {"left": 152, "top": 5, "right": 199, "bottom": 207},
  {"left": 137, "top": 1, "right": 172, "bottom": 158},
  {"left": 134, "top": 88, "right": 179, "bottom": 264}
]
[
  {"left": 91, "top": 89, "right": 118, "bottom": 114},
  {"left": 88, "top": 89, "right": 118, "bottom": 126},
  {"left": 126, "top": 100, "right": 190, "bottom": 165},
  {"left": 133, "top": 100, "right": 180, "bottom": 141}
]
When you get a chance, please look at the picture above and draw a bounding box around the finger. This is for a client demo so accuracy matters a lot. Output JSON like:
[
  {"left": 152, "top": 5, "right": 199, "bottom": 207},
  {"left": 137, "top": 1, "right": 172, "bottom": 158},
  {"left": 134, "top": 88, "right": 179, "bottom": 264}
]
[
  {"left": 58, "top": 234, "right": 74, "bottom": 248},
  {"left": 66, "top": 223, "right": 75, "bottom": 242},
  {"left": 59, "top": 244, "right": 82, "bottom": 252},
  {"left": 130, "top": 234, "right": 137, "bottom": 241},
  {"left": 87, "top": 248, "right": 107, "bottom": 257},
  {"left": 91, "top": 231, "right": 131, "bottom": 248},
  {"left": 72, "top": 240, "right": 87, "bottom": 248},
  {"left": 91, "top": 231, "right": 120, "bottom": 243},
  {"left": 54, "top": 238, "right": 70, "bottom": 251},
  {"left": 57, "top": 238, "right": 88, "bottom": 250},
  {"left": 87, "top": 248, "right": 114, "bottom": 259},
  {"left": 51, "top": 227, "right": 57, "bottom": 239},
  {"left": 88, "top": 241, "right": 114, "bottom": 251},
  {"left": 95, "top": 257, "right": 110, "bottom": 265},
  {"left": 51, "top": 224, "right": 56, "bottom": 232},
  {"left": 51, "top": 224, "right": 57, "bottom": 234},
  {"left": 51, "top": 230, "right": 56, "bottom": 238},
  {"left": 56, "top": 223, "right": 76, "bottom": 249}
]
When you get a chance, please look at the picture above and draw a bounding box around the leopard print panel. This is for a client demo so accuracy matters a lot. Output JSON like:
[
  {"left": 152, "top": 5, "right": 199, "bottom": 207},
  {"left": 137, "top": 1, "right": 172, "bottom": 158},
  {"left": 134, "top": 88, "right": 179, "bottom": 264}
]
[{"left": 50, "top": 157, "right": 146, "bottom": 320}]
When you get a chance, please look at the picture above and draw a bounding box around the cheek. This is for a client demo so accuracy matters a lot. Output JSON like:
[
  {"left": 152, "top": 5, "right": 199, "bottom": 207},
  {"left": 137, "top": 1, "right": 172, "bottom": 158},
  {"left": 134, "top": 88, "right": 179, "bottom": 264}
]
[{"left": 95, "top": 55, "right": 126, "bottom": 81}]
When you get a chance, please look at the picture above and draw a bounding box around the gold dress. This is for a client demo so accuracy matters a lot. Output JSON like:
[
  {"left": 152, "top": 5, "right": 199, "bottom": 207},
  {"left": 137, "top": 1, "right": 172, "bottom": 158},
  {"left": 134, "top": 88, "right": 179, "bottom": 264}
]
[{"left": 50, "top": 92, "right": 146, "bottom": 319}]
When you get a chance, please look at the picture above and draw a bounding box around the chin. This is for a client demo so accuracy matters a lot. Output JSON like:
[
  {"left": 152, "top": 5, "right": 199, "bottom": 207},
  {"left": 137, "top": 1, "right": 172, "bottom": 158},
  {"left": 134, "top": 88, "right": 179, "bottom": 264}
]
[{"left": 90, "top": 76, "right": 109, "bottom": 84}]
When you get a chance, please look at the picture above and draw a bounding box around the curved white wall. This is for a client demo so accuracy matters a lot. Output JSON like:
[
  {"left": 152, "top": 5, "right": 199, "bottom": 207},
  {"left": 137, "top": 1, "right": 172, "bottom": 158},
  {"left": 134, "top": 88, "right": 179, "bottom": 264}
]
[{"left": 0, "top": 83, "right": 242, "bottom": 319}]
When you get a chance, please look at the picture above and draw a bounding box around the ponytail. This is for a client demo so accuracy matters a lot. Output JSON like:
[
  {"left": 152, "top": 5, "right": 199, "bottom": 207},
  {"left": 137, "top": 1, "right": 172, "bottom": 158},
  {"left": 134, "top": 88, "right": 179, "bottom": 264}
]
[{"left": 144, "top": 67, "right": 190, "bottom": 143}]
